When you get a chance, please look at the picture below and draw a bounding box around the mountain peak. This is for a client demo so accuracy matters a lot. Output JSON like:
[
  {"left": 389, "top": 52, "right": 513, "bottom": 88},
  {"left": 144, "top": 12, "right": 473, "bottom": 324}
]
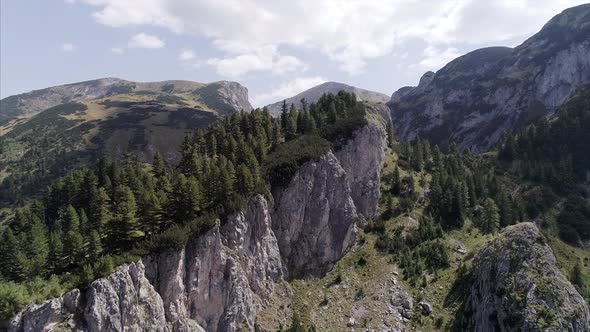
[{"left": 264, "top": 81, "right": 389, "bottom": 116}]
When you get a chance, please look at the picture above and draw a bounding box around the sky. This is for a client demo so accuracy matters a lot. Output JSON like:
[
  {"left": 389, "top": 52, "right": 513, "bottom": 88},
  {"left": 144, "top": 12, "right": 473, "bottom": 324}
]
[{"left": 1, "top": 0, "right": 588, "bottom": 107}]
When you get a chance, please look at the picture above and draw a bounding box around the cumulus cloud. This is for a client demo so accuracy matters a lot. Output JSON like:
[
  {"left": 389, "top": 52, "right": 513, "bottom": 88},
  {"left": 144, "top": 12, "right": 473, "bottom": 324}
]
[
  {"left": 76, "top": 0, "right": 587, "bottom": 75},
  {"left": 178, "top": 49, "right": 196, "bottom": 61},
  {"left": 413, "top": 45, "right": 462, "bottom": 71},
  {"left": 251, "top": 76, "right": 327, "bottom": 107},
  {"left": 111, "top": 47, "right": 124, "bottom": 54},
  {"left": 206, "top": 45, "right": 306, "bottom": 78},
  {"left": 178, "top": 49, "right": 203, "bottom": 69},
  {"left": 128, "top": 33, "right": 165, "bottom": 49},
  {"left": 61, "top": 42, "right": 76, "bottom": 52}
]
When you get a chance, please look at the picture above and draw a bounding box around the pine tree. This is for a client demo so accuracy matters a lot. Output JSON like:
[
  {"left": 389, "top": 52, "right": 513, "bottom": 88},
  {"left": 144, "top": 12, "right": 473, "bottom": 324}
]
[
  {"left": 481, "top": 198, "right": 500, "bottom": 234},
  {"left": 170, "top": 175, "right": 203, "bottom": 224},
  {"left": 237, "top": 164, "right": 255, "bottom": 195},
  {"left": 48, "top": 230, "right": 65, "bottom": 274},
  {"left": 571, "top": 260, "right": 584, "bottom": 289},
  {"left": 139, "top": 189, "right": 164, "bottom": 236},
  {"left": 79, "top": 208, "right": 89, "bottom": 234},
  {"left": 385, "top": 120, "right": 394, "bottom": 148},
  {"left": 390, "top": 166, "right": 401, "bottom": 195},
  {"left": 0, "top": 228, "right": 25, "bottom": 281},
  {"left": 327, "top": 100, "right": 337, "bottom": 123},
  {"left": 89, "top": 187, "right": 111, "bottom": 234},
  {"left": 88, "top": 230, "right": 103, "bottom": 262},
  {"left": 64, "top": 230, "right": 85, "bottom": 267},
  {"left": 62, "top": 205, "right": 80, "bottom": 234},
  {"left": 152, "top": 152, "right": 166, "bottom": 178},
  {"left": 24, "top": 216, "right": 49, "bottom": 278},
  {"left": 111, "top": 185, "right": 143, "bottom": 250}
]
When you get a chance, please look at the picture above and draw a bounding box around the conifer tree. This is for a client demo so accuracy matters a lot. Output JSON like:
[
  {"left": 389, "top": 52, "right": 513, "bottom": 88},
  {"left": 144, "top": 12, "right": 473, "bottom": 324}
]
[
  {"left": 481, "top": 198, "right": 500, "bottom": 234},
  {"left": 88, "top": 230, "right": 103, "bottom": 262},
  {"left": 48, "top": 230, "right": 65, "bottom": 274},
  {"left": 111, "top": 185, "right": 143, "bottom": 250},
  {"left": 0, "top": 228, "right": 25, "bottom": 281}
]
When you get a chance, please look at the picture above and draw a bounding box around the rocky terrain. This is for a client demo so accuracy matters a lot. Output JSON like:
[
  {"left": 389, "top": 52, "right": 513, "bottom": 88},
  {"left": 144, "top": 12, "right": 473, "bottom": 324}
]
[
  {"left": 8, "top": 106, "right": 391, "bottom": 332},
  {"left": 389, "top": 4, "right": 590, "bottom": 151},
  {"left": 461, "top": 223, "right": 590, "bottom": 332},
  {"left": 265, "top": 82, "right": 389, "bottom": 116}
]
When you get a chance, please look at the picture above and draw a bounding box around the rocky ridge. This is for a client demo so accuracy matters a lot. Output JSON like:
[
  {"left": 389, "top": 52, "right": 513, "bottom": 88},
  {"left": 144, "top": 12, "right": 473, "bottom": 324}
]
[
  {"left": 462, "top": 222, "right": 590, "bottom": 332},
  {"left": 0, "top": 78, "right": 252, "bottom": 124},
  {"left": 8, "top": 105, "right": 389, "bottom": 332},
  {"left": 389, "top": 4, "right": 590, "bottom": 151}
]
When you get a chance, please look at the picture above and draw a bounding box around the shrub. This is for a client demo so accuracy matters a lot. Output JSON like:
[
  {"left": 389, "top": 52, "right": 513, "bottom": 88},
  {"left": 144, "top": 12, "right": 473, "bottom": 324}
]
[
  {"left": 264, "top": 135, "right": 331, "bottom": 187},
  {"left": 93, "top": 256, "right": 114, "bottom": 278},
  {"left": 81, "top": 265, "right": 95, "bottom": 286},
  {"left": 0, "top": 276, "right": 69, "bottom": 321}
]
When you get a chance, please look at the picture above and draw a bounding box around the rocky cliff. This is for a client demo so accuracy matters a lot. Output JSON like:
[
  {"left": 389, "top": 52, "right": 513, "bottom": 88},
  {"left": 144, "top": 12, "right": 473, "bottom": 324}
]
[
  {"left": 9, "top": 115, "right": 388, "bottom": 332},
  {"left": 389, "top": 4, "right": 590, "bottom": 151},
  {"left": 461, "top": 223, "right": 590, "bottom": 332}
]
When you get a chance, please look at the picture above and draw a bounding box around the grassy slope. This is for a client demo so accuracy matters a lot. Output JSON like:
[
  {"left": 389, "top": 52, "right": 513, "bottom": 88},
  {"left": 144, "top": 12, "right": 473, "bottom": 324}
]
[{"left": 0, "top": 91, "right": 224, "bottom": 207}]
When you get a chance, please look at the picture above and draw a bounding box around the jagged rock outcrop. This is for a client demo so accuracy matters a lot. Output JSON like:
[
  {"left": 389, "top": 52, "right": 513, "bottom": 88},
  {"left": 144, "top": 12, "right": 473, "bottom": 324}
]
[
  {"left": 272, "top": 152, "right": 359, "bottom": 278},
  {"left": 389, "top": 4, "right": 590, "bottom": 151},
  {"left": 9, "top": 289, "right": 81, "bottom": 332},
  {"left": 335, "top": 105, "right": 388, "bottom": 220},
  {"left": 462, "top": 223, "right": 590, "bottom": 332},
  {"left": 9, "top": 119, "right": 388, "bottom": 331},
  {"left": 84, "top": 262, "right": 167, "bottom": 332}
]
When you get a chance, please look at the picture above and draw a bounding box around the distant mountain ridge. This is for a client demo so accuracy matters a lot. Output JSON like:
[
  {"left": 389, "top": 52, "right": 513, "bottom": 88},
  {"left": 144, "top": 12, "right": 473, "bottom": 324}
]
[
  {"left": 0, "top": 77, "right": 252, "bottom": 124},
  {"left": 265, "top": 81, "right": 389, "bottom": 116},
  {"left": 0, "top": 78, "right": 252, "bottom": 204},
  {"left": 389, "top": 3, "right": 590, "bottom": 151}
]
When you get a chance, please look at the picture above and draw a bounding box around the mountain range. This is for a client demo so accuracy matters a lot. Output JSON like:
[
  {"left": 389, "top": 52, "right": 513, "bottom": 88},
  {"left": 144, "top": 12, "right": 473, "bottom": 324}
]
[{"left": 1, "top": 4, "right": 590, "bottom": 332}]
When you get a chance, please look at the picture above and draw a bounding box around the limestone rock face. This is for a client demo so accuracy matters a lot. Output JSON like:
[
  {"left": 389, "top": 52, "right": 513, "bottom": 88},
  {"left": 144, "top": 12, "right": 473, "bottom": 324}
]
[
  {"left": 463, "top": 223, "right": 590, "bottom": 332},
  {"left": 9, "top": 119, "right": 388, "bottom": 331},
  {"left": 84, "top": 262, "right": 167, "bottom": 332},
  {"left": 272, "top": 152, "right": 360, "bottom": 278},
  {"left": 9, "top": 289, "right": 80, "bottom": 332},
  {"left": 335, "top": 111, "right": 387, "bottom": 220},
  {"left": 389, "top": 4, "right": 590, "bottom": 151}
]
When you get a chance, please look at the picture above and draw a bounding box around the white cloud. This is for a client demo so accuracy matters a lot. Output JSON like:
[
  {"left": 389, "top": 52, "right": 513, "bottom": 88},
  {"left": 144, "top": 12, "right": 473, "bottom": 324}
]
[
  {"left": 128, "top": 33, "right": 165, "bottom": 49},
  {"left": 251, "top": 76, "right": 327, "bottom": 107},
  {"left": 413, "top": 45, "right": 462, "bottom": 71},
  {"left": 178, "top": 49, "right": 202, "bottom": 70},
  {"left": 61, "top": 42, "right": 76, "bottom": 52},
  {"left": 178, "top": 49, "right": 196, "bottom": 61},
  {"left": 76, "top": 0, "right": 588, "bottom": 75},
  {"left": 206, "top": 45, "right": 306, "bottom": 78},
  {"left": 111, "top": 47, "right": 124, "bottom": 54}
]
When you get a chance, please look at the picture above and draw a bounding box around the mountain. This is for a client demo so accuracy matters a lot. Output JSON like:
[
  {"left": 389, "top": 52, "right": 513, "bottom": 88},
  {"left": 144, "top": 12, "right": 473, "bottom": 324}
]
[
  {"left": 265, "top": 81, "right": 389, "bottom": 116},
  {"left": 0, "top": 78, "right": 252, "bottom": 204},
  {"left": 5, "top": 86, "right": 590, "bottom": 331},
  {"left": 389, "top": 4, "right": 590, "bottom": 151},
  {"left": 0, "top": 78, "right": 251, "bottom": 124}
]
